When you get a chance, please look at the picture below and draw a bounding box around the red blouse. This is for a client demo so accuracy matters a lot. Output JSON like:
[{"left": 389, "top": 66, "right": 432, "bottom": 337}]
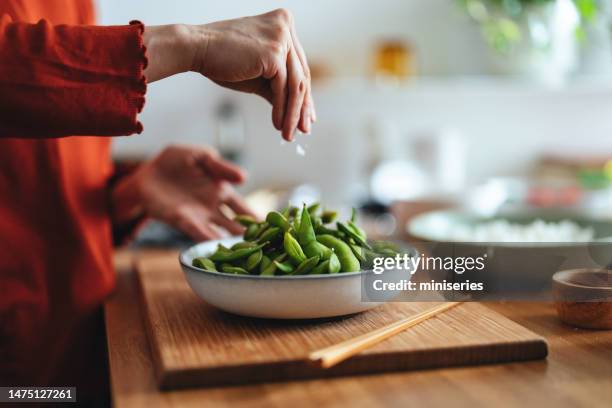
[{"left": 0, "top": 0, "right": 146, "bottom": 389}]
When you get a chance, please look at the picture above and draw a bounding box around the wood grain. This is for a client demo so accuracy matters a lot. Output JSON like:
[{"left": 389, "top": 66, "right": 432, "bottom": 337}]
[
  {"left": 135, "top": 251, "right": 547, "bottom": 389},
  {"left": 106, "top": 250, "right": 612, "bottom": 408},
  {"left": 309, "top": 302, "right": 461, "bottom": 368}
]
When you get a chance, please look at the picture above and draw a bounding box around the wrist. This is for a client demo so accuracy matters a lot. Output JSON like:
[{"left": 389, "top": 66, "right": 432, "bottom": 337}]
[
  {"left": 143, "top": 24, "right": 194, "bottom": 82},
  {"left": 111, "top": 168, "right": 146, "bottom": 227},
  {"left": 184, "top": 24, "right": 215, "bottom": 75}
]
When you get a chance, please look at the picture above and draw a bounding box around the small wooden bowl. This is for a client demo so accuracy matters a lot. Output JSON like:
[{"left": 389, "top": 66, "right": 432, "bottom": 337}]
[{"left": 552, "top": 269, "right": 612, "bottom": 330}]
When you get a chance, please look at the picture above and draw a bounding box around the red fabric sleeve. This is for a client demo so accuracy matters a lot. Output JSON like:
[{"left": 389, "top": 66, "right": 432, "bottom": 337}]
[
  {"left": 107, "top": 163, "right": 148, "bottom": 246},
  {"left": 0, "top": 16, "right": 147, "bottom": 138}
]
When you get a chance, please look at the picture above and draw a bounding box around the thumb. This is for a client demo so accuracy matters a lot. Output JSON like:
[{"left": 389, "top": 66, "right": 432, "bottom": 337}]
[{"left": 195, "top": 149, "right": 246, "bottom": 183}]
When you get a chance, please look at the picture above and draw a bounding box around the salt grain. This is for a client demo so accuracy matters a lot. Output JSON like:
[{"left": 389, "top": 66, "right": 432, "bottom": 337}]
[{"left": 296, "top": 144, "right": 306, "bottom": 157}]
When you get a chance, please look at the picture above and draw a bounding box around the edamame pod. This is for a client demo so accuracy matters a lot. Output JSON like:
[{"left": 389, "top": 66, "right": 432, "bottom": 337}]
[
  {"left": 266, "top": 211, "right": 292, "bottom": 231},
  {"left": 348, "top": 220, "right": 367, "bottom": 241},
  {"left": 307, "top": 202, "right": 320, "bottom": 215},
  {"left": 209, "top": 245, "right": 231, "bottom": 261},
  {"left": 349, "top": 243, "right": 366, "bottom": 263},
  {"left": 303, "top": 241, "right": 333, "bottom": 260},
  {"left": 315, "top": 224, "right": 340, "bottom": 237},
  {"left": 293, "top": 255, "right": 320, "bottom": 275},
  {"left": 371, "top": 241, "right": 401, "bottom": 255},
  {"left": 309, "top": 260, "right": 330, "bottom": 275},
  {"left": 274, "top": 261, "right": 294, "bottom": 274},
  {"left": 328, "top": 253, "right": 341, "bottom": 274},
  {"left": 192, "top": 257, "right": 217, "bottom": 271},
  {"left": 377, "top": 248, "right": 397, "bottom": 257},
  {"left": 337, "top": 222, "right": 371, "bottom": 250},
  {"left": 261, "top": 254, "right": 285, "bottom": 276},
  {"left": 244, "top": 223, "right": 259, "bottom": 240},
  {"left": 245, "top": 250, "right": 263, "bottom": 271},
  {"left": 293, "top": 212, "right": 301, "bottom": 232},
  {"left": 316, "top": 234, "right": 360, "bottom": 272},
  {"left": 257, "top": 227, "right": 282, "bottom": 244},
  {"left": 284, "top": 231, "right": 306, "bottom": 264},
  {"left": 298, "top": 204, "right": 316, "bottom": 246},
  {"left": 232, "top": 241, "right": 256, "bottom": 250},
  {"left": 221, "top": 265, "right": 249, "bottom": 275},
  {"left": 210, "top": 243, "right": 265, "bottom": 262},
  {"left": 261, "top": 263, "right": 276, "bottom": 276},
  {"left": 363, "top": 249, "right": 378, "bottom": 269},
  {"left": 235, "top": 215, "right": 258, "bottom": 227},
  {"left": 288, "top": 206, "right": 299, "bottom": 218},
  {"left": 254, "top": 222, "right": 270, "bottom": 239},
  {"left": 321, "top": 210, "right": 337, "bottom": 224},
  {"left": 259, "top": 255, "right": 272, "bottom": 274}
]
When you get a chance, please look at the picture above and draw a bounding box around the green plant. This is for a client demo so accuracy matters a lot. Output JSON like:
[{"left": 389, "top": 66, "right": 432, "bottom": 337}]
[{"left": 459, "top": 0, "right": 600, "bottom": 53}]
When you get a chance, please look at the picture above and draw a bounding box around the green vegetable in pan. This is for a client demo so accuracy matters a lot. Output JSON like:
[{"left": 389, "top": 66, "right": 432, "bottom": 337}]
[
  {"left": 209, "top": 243, "right": 265, "bottom": 262},
  {"left": 235, "top": 215, "right": 258, "bottom": 227},
  {"left": 316, "top": 234, "right": 360, "bottom": 272},
  {"left": 328, "top": 253, "right": 341, "bottom": 274},
  {"left": 274, "top": 260, "right": 295, "bottom": 274},
  {"left": 297, "top": 204, "right": 316, "bottom": 246},
  {"left": 257, "top": 226, "right": 282, "bottom": 244},
  {"left": 245, "top": 250, "right": 263, "bottom": 271},
  {"left": 303, "top": 241, "right": 333, "bottom": 261},
  {"left": 284, "top": 231, "right": 306, "bottom": 264},
  {"left": 221, "top": 265, "right": 249, "bottom": 275},
  {"left": 266, "top": 211, "right": 292, "bottom": 231},
  {"left": 321, "top": 210, "right": 337, "bottom": 224},
  {"left": 191, "top": 203, "right": 401, "bottom": 276},
  {"left": 192, "top": 257, "right": 217, "bottom": 271},
  {"left": 293, "top": 255, "right": 320, "bottom": 275},
  {"left": 309, "top": 260, "right": 330, "bottom": 275}
]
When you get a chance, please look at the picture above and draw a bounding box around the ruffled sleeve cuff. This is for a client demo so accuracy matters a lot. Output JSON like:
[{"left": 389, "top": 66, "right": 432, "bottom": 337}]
[{"left": 0, "top": 18, "right": 149, "bottom": 137}]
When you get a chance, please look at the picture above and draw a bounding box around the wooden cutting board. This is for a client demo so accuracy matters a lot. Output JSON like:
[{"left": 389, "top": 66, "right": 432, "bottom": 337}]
[{"left": 136, "top": 252, "right": 548, "bottom": 390}]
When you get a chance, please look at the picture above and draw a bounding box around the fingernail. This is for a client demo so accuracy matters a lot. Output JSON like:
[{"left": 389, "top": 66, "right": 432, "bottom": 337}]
[{"left": 304, "top": 116, "right": 311, "bottom": 134}]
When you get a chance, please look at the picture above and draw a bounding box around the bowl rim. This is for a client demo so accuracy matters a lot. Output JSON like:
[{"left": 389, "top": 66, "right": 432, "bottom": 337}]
[
  {"left": 552, "top": 268, "right": 612, "bottom": 290},
  {"left": 407, "top": 209, "right": 612, "bottom": 248},
  {"left": 179, "top": 238, "right": 416, "bottom": 280}
]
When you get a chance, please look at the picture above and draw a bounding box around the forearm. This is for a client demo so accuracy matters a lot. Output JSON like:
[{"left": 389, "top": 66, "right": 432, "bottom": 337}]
[{"left": 0, "top": 17, "right": 147, "bottom": 138}]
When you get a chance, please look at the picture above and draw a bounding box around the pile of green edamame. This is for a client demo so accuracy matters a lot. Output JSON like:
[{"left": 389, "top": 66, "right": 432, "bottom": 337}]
[{"left": 191, "top": 204, "right": 399, "bottom": 276}]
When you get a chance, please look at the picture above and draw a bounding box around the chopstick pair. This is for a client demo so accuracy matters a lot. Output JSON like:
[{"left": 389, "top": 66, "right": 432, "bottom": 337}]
[{"left": 309, "top": 302, "right": 461, "bottom": 369}]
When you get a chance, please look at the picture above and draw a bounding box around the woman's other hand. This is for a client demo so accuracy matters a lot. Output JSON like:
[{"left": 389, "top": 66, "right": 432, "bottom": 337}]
[
  {"left": 112, "top": 145, "right": 255, "bottom": 241},
  {"left": 144, "top": 9, "right": 315, "bottom": 141}
]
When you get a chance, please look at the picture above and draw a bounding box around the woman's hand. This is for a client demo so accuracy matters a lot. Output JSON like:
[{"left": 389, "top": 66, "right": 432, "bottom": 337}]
[
  {"left": 190, "top": 9, "right": 315, "bottom": 141},
  {"left": 144, "top": 9, "right": 315, "bottom": 141},
  {"left": 111, "top": 145, "right": 255, "bottom": 241}
]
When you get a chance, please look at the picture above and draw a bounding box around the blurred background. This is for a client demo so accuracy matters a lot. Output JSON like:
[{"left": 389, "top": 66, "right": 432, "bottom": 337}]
[{"left": 100, "top": 0, "right": 612, "bottom": 244}]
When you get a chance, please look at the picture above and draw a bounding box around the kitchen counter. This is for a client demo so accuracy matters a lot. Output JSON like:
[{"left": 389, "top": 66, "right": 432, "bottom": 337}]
[{"left": 106, "top": 250, "right": 612, "bottom": 408}]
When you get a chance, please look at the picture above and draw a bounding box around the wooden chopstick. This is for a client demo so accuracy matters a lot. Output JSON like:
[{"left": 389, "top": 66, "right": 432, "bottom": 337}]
[{"left": 309, "top": 302, "right": 461, "bottom": 369}]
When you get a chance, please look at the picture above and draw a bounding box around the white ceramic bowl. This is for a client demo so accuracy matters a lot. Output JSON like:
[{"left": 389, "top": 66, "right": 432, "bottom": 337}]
[
  {"left": 407, "top": 209, "right": 612, "bottom": 294},
  {"left": 179, "top": 238, "right": 412, "bottom": 319}
]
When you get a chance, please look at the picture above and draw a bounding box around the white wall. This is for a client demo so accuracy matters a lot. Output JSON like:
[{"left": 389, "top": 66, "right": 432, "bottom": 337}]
[
  {"left": 97, "top": 0, "right": 490, "bottom": 76},
  {"left": 98, "top": 1, "right": 612, "bottom": 205}
]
